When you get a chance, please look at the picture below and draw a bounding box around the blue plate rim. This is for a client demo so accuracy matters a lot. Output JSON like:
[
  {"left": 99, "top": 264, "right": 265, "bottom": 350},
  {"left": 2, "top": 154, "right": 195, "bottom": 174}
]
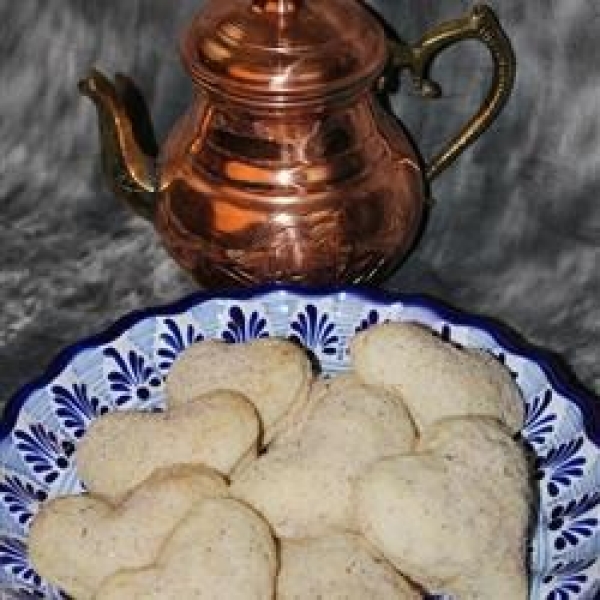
[{"left": 1, "top": 284, "right": 599, "bottom": 447}]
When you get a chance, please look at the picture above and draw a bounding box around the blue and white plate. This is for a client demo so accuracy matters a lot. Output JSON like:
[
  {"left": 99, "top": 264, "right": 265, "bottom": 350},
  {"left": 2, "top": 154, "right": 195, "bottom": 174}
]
[{"left": 0, "top": 287, "right": 599, "bottom": 599}]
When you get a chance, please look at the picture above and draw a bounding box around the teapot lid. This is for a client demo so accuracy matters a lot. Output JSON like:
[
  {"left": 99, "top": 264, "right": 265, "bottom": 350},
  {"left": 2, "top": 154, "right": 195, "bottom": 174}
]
[{"left": 180, "top": 0, "right": 387, "bottom": 106}]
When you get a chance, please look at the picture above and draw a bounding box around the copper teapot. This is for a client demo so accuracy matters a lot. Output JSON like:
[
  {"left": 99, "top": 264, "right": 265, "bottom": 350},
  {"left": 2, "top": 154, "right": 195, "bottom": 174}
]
[{"left": 80, "top": 0, "right": 515, "bottom": 288}]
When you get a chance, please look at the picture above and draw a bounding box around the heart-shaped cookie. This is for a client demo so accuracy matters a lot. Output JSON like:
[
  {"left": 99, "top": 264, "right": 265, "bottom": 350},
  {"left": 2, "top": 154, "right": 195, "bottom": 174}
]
[
  {"left": 29, "top": 465, "right": 228, "bottom": 599},
  {"left": 355, "top": 417, "right": 531, "bottom": 599},
  {"left": 76, "top": 390, "right": 259, "bottom": 502},
  {"left": 351, "top": 322, "right": 524, "bottom": 433},
  {"left": 95, "top": 498, "right": 276, "bottom": 600},
  {"left": 232, "top": 375, "right": 416, "bottom": 538},
  {"left": 166, "top": 338, "right": 313, "bottom": 444}
]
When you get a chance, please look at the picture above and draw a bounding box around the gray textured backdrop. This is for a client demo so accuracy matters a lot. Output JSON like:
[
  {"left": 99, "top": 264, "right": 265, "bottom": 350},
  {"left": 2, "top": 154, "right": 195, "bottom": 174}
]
[{"left": 1, "top": 0, "right": 600, "bottom": 406}]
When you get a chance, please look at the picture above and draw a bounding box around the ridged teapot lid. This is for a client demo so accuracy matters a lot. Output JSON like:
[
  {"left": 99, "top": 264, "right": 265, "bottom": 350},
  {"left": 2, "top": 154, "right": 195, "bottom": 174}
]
[{"left": 180, "top": 0, "right": 388, "bottom": 106}]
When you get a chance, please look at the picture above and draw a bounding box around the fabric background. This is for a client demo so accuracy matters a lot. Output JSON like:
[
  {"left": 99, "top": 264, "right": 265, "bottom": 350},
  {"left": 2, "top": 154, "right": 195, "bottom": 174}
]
[{"left": 1, "top": 0, "right": 600, "bottom": 406}]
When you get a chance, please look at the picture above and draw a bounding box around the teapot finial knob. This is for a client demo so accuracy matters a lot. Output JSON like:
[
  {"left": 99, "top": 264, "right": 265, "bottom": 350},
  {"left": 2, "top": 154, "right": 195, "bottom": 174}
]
[{"left": 252, "top": 0, "right": 303, "bottom": 14}]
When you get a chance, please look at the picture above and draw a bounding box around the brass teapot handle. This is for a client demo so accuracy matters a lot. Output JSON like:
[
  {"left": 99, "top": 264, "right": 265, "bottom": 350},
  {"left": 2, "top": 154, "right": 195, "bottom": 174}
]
[{"left": 386, "top": 4, "right": 516, "bottom": 182}]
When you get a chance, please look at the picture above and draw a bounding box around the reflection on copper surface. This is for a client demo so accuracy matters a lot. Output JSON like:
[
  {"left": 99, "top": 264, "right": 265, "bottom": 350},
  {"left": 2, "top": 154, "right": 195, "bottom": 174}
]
[{"left": 155, "top": 93, "right": 423, "bottom": 287}]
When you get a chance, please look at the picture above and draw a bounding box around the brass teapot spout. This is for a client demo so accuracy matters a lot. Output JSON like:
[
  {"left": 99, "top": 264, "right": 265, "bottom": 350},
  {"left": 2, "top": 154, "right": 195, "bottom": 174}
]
[{"left": 79, "top": 69, "right": 158, "bottom": 220}]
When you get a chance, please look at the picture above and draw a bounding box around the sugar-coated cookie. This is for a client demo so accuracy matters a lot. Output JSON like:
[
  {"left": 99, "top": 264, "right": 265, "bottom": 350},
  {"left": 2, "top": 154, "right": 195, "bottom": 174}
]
[
  {"left": 166, "top": 338, "right": 313, "bottom": 444},
  {"left": 355, "top": 417, "right": 531, "bottom": 600},
  {"left": 232, "top": 375, "right": 416, "bottom": 538},
  {"left": 95, "top": 498, "right": 276, "bottom": 600},
  {"left": 351, "top": 322, "right": 524, "bottom": 433},
  {"left": 29, "top": 466, "right": 228, "bottom": 600},
  {"left": 76, "top": 390, "right": 259, "bottom": 502},
  {"left": 277, "top": 532, "right": 421, "bottom": 599}
]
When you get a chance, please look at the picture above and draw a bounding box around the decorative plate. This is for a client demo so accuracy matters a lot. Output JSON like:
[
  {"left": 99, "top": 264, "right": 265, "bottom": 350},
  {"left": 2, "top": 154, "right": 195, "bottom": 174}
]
[{"left": 0, "top": 287, "right": 599, "bottom": 600}]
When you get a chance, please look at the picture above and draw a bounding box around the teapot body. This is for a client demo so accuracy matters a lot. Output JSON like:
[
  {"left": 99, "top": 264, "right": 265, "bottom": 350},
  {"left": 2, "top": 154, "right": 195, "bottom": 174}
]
[
  {"left": 155, "top": 93, "right": 425, "bottom": 287},
  {"left": 80, "top": 1, "right": 515, "bottom": 288}
]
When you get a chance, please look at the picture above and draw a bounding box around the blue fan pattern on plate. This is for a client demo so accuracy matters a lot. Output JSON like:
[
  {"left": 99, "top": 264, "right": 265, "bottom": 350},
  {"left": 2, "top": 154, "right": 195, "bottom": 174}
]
[
  {"left": 13, "top": 424, "right": 75, "bottom": 486},
  {"left": 290, "top": 304, "right": 339, "bottom": 356},
  {"left": 51, "top": 383, "right": 109, "bottom": 440},
  {"left": 540, "top": 559, "right": 598, "bottom": 600},
  {"left": 537, "top": 438, "right": 587, "bottom": 498},
  {"left": 355, "top": 309, "right": 380, "bottom": 333},
  {"left": 548, "top": 493, "right": 600, "bottom": 552},
  {"left": 0, "top": 288, "right": 598, "bottom": 598},
  {"left": 15, "top": 588, "right": 51, "bottom": 599},
  {"left": 15, "top": 587, "right": 47, "bottom": 599},
  {"left": 104, "top": 347, "right": 163, "bottom": 408},
  {"left": 523, "top": 390, "right": 558, "bottom": 448},
  {"left": 222, "top": 306, "right": 269, "bottom": 343},
  {"left": 156, "top": 318, "right": 204, "bottom": 371},
  {"left": 0, "top": 475, "right": 47, "bottom": 528},
  {"left": 0, "top": 537, "right": 42, "bottom": 588}
]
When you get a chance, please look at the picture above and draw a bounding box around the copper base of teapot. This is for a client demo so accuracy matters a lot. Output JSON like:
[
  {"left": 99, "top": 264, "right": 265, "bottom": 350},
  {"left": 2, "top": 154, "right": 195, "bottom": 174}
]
[{"left": 79, "top": 1, "right": 515, "bottom": 289}]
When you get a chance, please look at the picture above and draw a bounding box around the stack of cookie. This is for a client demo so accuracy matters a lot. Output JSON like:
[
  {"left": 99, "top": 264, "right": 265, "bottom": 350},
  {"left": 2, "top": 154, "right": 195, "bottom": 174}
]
[{"left": 28, "top": 325, "right": 532, "bottom": 600}]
